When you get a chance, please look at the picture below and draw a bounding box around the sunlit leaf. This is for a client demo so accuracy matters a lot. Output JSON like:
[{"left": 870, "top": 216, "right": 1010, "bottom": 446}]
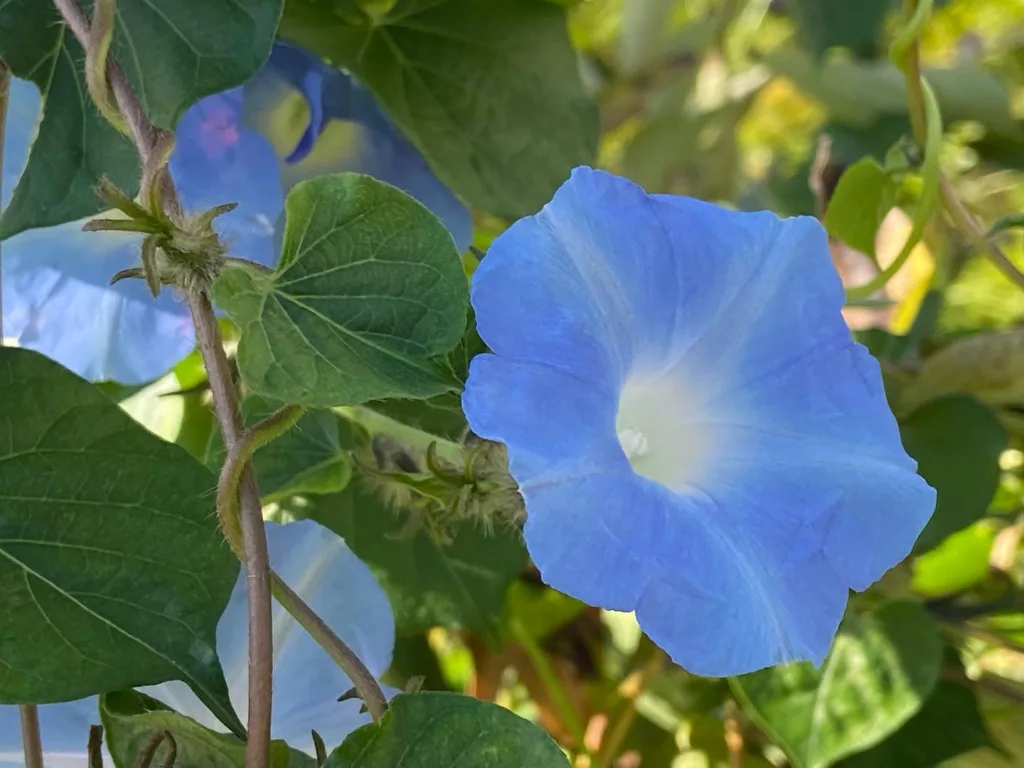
[
  {"left": 324, "top": 692, "right": 569, "bottom": 767},
  {"left": 733, "top": 601, "right": 943, "bottom": 768},
  {"left": 841, "top": 648, "right": 996, "bottom": 768},
  {"left": 824, "top": 158, "right": 898, "bottom": 260},
  {"left": 911, "top": 523, "right": 997, "bottom": 598},
  {"left": 902, "top": 328, "right": 1024, "bottom": 411}
]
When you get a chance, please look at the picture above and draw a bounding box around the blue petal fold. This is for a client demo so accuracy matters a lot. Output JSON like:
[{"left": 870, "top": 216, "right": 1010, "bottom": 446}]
[
  {"left": 0, "top": 519, "right": 395, "bottom": 763},
  {"left": 463, "top": 167, "right": 936, "bottom": 677},
  {"left": 2, "top": 40, "right": 471, "bottom": 384}
]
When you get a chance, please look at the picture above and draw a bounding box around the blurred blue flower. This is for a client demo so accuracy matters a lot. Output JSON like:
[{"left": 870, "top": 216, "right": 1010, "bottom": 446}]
[
  {"left": 1, "top": 42, "right": 472, "bottom": 384},
  {"left": 462, "top": 167, "right": 936, "bottom": 677},
  {"left": 0, "top": 518, "right": 396, "bottom": 766}
]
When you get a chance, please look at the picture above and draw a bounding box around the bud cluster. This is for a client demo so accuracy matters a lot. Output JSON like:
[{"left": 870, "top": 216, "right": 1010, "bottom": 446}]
[{"left": 360, "top": 432, "right": 526, "bottom": 544}]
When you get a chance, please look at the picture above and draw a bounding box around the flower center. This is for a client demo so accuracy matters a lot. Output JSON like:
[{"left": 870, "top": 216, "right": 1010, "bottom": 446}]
[{"left": 615, "top": 373, "right": 715, "bottom": 491}]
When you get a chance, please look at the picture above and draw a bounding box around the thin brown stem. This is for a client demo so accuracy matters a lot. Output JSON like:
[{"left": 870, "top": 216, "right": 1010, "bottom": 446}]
[
  {"left": 51, "top": 3, "right": 274, "bottom": 763},
  {"left": 724, "top": 701, "right": 744, "bottom": 768},
  {"left": 51, "top": 0, "right": 181, "bottom": 217},
  {"left": 19, "top": 705, "right": 43, "bottom": 768},
  {"left": 271, "top": 575, "right": 389, "bottom": 721},
  {"left": 189, "top": 291, "right": 273, "bottom": 767}
]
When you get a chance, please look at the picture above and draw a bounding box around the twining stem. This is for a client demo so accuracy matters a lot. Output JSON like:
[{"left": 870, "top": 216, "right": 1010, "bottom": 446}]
[
  {"left": 217, "top": 405, "right": 390, "bottom": 722},
  {"left": 271, "top": 577, "right": 388, "bottom": 721},
  {"left": 50, "top": 2, "right": 273, "bottom": 765},
  {"left": 216, "top": 404, "right": 305, "bottom": 560},
  {"left": 0, "top": 54, "right": 46, "bottom": 768}
]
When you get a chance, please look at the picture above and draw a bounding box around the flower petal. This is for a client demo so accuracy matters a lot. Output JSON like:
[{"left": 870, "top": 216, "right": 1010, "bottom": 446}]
[
  {"left": 170, "top": 89, "right": 283, "bottom": 268},
  {"left": 1, "top": 78, "right": 282, "bottom": 383},
  {"left": 2, "top": 241, "right": 195, "bottom": 383},
  {"left": 467, "top": 167, "right": 935, "bottom": 677},
  {"left": 2, "top": 78, "right": 40, "bottom": 210},
  {"left": 140, "top": 518, "right": 395, "bottom": 752},
  {"left": 463, "top": 354, "right": 624, "bottom": 484}
]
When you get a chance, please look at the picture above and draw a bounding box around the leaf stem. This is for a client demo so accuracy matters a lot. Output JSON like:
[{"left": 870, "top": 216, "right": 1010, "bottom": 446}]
[
  {"left": 19, "top": 705, "right": 43, "bottom": 768},
  {"left": 217, "top": 403, "right": 390, "bottom": 722}
]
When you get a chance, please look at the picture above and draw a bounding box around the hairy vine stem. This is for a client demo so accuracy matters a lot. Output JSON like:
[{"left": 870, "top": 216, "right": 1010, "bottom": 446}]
[
  {"left": 52, "top": 0, "right": 394, "bottom": 752},
  {"left": 50, "top": 1, "right": 276, "bottom": 764}
]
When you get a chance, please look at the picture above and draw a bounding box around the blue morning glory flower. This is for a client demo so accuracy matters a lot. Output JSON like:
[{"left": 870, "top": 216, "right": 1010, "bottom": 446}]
[
  {"left": 1, "top": 42, "right": 471, "bottom": 384},
  {"left": 462, "top": 167, "right": 936, "bottom": 677},
  {"left": 0, "top": 518, "right": 396, "bottom": 765}
]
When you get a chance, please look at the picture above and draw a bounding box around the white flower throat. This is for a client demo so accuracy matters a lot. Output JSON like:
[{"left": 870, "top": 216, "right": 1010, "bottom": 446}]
[{"left": 615, "top": 372, "right": 715, "bottom": 491}]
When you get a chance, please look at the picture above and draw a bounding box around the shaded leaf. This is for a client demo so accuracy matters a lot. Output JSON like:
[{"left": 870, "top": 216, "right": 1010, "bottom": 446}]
[
  {"left": 733, "top": 601, "right": 943, "bottom": 768},
  {"left": 902, "top": 328, "right": 1024, "bottom": 411},
  {"left": 901, "top": 396, "right": 1007, "bottom": 552},
  {"left": 101, "top": 690, "right": 299, "bottom": 768},
  {"left": 311, "top": 481, "right": 527, "bottom": 640},
  {"left": 279, "top": 0, "right": 598, "bottom": 220},
  {"left": 840, "top": 648, "right": 995, "bottom": 768},
  {"left": 0, "top": 0, "right": 282, "bottom": 238},
  {"left": 0, "top": 348, "right": 241, "bottom": 736},
  {"left": 324, "top": 692, "right": 568, "bottom": 767},
  {"left": 213, "top": 173, "right": 468, "bottom": 408},
  {"left": 789, "top": 0, "right": 892, "bottom": 59}
]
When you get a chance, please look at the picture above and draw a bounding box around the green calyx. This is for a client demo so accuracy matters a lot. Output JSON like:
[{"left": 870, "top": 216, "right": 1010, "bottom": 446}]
[
  {"left": 86, "top": 177, "right": 237, "bottom": 298},
  {"left": 358, "top": 434, "right": 525, "bottom": 545}
]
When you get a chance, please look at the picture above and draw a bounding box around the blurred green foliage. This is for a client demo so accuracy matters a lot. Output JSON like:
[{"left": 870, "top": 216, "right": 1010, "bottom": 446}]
[{"left": 115, "top": 0, "right": 1024, "bottom": 765}]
